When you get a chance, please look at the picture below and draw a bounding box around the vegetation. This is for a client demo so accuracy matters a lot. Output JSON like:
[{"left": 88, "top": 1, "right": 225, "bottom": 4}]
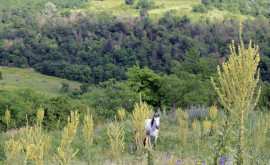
[{"left": 0, "top": 0, "right": 270, "bottom": 164}]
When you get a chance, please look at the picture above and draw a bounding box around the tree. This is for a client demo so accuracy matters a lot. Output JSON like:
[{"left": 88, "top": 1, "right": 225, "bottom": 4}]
[
  {"left": 80, "top": 83, "right": 89, "bottom": 94},
  {"left": 211, "top": 24, "right": 261, "bottom": 165},
  {"left": 126, "top": 65, "right": 163, "bottom": 107},
  {"left": 60, "top": 82, "right": 69, "bottom": 93},
  {"left": 125, "top": 0, "right": 135, "bottom": 5},
  {"left": 44, "top": 2, "right": 56, "bottom": 15}
]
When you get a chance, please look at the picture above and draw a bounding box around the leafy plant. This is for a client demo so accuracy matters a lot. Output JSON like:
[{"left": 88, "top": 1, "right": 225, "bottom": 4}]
[
  {"left": 107, "top": 116, "right": 125, "bottom": 162},
  {"left": 53, "top": 111, "right": 79, "bottom": 165},
  {"left": 211, "top": 23, "right": 261, "bottom": 164}
]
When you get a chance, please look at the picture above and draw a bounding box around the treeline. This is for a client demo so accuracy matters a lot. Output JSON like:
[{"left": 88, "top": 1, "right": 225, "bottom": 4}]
[{"left": 1, "top": 7, "right": 270, "bottom": 83}]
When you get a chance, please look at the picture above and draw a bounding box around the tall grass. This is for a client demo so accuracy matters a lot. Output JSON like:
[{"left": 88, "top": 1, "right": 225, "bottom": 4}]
[
  {"left": 132, "top": 99, "right": 152, "bottom": 151},
  {"left": 82, "top": 107, "right": 94, "bottom": 165},
  {"left": 107, "top": 116, "right": 125, "bottom": 163},
  {"left": 53, "top": 111, "right": 79, "bottom": 165}
]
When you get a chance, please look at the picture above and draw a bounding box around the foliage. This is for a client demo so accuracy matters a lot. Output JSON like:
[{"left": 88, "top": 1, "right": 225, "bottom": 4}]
[
  {"left": 80, "top": 79, "right": 139, "bottom": 118},
  {"left": 211, "top": 24, "right": 261, "bottom": 164},
  {"left": 136, "top": 0, "right": 154, "bottom": 10},
  {"left": 107, "top": 116, "right": 125, "bottom": 162},
  {"left": 80, "top": 83, "right": 89, "bottom": 94},
  {"left": 205, "top": 0, "right": 270, "bottom": 18},
  {"left": 53, "top": 111, "right": 79, "bottom": 165},
  {"left": 60, "top": 82, "right": 69, "bottom": 93},
  {"left": 193, "top": 4, "right": 207, "bottom": 13},
  {"left": 1, "top": 7, "right": 270, "bottom": 86},
  {"left": 125, "top": 0, "right": 135, "bottom": 5},
  {"left": 126, "top": 65, "right": 163, "bottom": 107},
  {"left": 44, "top": 2, "right": 56, "bottom": 15}
]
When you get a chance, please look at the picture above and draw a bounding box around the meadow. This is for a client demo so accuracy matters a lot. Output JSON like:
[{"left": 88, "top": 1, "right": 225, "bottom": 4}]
[
  {"left": 82, "top": 0, "right": 252, "bottom": 21},
  {"left": 0, "top": 67, "right": 81, "bottom": 96},
  {"left": 0, "top": 104, "right": 269, "bottom": 164}
]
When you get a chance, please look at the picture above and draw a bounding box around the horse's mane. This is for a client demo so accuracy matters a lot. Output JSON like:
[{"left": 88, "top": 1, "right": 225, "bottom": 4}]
[
  {"left": 151, "top": 114, "right": 160, "bottom": 127},
  {"left": 151, "top": 116, "right": 154, "bottom": 127}
]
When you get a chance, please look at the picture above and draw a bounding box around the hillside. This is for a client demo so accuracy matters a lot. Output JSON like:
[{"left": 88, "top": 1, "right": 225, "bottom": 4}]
[
  {"left": 0, "top": 67, "right": 81, "bottom": 95},
  {"left": 86, "top": 0, "right": 252, "bottom": 20}
]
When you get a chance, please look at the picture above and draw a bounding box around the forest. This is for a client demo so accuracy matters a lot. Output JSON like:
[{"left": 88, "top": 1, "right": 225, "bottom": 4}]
[{"left": 0, "top": 0, "right": 270, "bottom": 164}]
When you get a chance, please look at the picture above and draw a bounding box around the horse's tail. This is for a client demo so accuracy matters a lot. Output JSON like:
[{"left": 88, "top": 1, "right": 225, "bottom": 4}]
[{"left": 134, "top": 128, "right": 148, "bottom": 148}]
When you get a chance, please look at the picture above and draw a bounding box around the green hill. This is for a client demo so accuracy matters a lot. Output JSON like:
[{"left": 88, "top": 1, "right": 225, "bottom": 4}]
[{"left": 0, "top": 67, "right": 81, "bottom": 96}]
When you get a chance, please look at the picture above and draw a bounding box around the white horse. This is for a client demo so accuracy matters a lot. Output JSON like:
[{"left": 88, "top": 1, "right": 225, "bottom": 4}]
[{"left": 145, "top": 114, "right": 160, "bottom": 150}]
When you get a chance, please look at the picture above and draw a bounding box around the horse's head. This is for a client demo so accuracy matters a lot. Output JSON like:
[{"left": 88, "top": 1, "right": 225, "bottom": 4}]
[{"left": 151, "top": 114, "right": 160, "bottom": 129}]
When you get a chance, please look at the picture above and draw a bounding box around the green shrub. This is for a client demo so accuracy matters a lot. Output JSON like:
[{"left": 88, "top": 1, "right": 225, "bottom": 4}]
[
  {"left": 136, "top": 0, "right": 154, "bottom": 10},
  {"left": 60, "top": 82, "right": 69, "bottom": 93},
  {"left": 193, "top": 4, "right": 208, "bottom": 13},
  {"left": 125, "top": 0, "right": 135, "bottom": 5}
]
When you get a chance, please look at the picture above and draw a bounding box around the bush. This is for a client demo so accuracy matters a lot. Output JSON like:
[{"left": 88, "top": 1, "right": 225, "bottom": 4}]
[
  {"left": 193, "top": 4, "right": 208, "bottom": 13},
  {"left": 125, "top": 0, "right": 135, "bottom": 5},
  {"left": 60, "top": 82, "right": 69, "bottom": 93},
  {"left": 136, "top": 0, "right": 154, "bottom": 10}
]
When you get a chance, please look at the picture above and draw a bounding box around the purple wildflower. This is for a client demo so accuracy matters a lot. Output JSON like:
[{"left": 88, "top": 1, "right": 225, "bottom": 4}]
[
  {"left": 168, "top": 150, "right": 171, "bottom": 153},
  {"left": 218, "top": 156, "right": 225, "bottom": 165},
  {"left": 158, "top": 154, "right": 161, "bottom": 157},
  {"left": 164, "top": 152, "right": 168, "bottom": 160},
  {"left": 177, "top": 159, "right": 182, "bottom": 164},
  {"left": 129, "top": 145, "right": 133, "bottom": 152},
  {"left": 202, "top": 163, "right": 206, "bottom": 165},
  {"left": 224, "top": 155, "right": 228, "bottom": 160}
]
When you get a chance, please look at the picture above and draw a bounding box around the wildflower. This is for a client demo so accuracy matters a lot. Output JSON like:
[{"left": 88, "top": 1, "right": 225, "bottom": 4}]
[
  {"left": 164, "top": 152, "right": 167, "bottom": 160},
  {"left": 177, "top": 159, "right": 182, "bottom": 164},
  {"left": 158, "top": 154, "right": 161, "bottom": 157},
  {"left": 218, "top": 156, "right": 225, "bottom": 165},
  {"left": 129, "top": 145, "right": 133, "bottom": 152},
  {"left": 224, "top": 155, "right": 228, "bottom": 160},
  {"left": 168, "top": 150, "right": 171, "bottom": 153}
]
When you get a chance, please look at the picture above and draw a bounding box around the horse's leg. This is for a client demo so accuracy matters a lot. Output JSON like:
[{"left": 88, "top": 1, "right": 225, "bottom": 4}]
[{"left": 154, "top": 136, "right": 157, "bottom": 150}]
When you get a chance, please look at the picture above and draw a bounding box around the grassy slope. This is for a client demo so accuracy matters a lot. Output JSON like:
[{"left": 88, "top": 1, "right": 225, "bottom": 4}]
[
  {"left": 0, "top": 66, "right": 81, "bottom": 96},
  {"left": 82, "top": 0, "right": 253, "bottom": 21}
]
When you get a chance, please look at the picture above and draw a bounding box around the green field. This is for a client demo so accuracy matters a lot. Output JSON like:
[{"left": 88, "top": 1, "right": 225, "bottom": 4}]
[
  {"left": 0, "top": 67, "right": 81, "bottom": 96},
  {"left": 82, "top": 0, "right": 252, "bottom": 21}
]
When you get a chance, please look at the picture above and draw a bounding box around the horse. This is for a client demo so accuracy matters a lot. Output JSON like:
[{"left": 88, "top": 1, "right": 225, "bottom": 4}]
[{"left": 145, "top": 114, "right": 160, "bottom": 150}]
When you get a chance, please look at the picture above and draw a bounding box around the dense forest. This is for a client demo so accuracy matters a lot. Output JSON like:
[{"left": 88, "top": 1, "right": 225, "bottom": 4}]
[{"left": 1, "top": 2, "right": 270, "bottom": 84}]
